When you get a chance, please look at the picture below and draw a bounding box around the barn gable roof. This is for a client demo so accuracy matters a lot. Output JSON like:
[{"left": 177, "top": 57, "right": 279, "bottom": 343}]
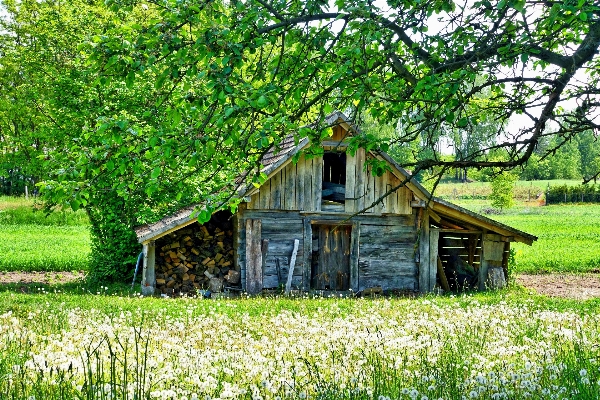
[{"left": 135, "top": 111, "right": 537, "bottom": 245}]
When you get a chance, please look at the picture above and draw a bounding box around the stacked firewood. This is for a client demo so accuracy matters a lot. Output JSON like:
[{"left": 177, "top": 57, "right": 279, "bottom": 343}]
[{"left": 154, "top": 218, "right": 239, "bottom": 296}]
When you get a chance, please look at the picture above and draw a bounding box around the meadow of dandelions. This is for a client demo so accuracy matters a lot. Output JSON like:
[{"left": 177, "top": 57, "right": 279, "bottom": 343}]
[{"left": 1, "top": 297, "right": 599, "bottom": 399}]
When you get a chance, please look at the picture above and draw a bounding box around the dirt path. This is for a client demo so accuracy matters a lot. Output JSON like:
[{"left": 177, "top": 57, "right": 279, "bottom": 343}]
[
  {"left": 1, "top": 271, "right": 599, "bottom": 300},
  {"left": 0, "top": 271, "right": 85, "bottom": 285},
  {"left": 516, "top": 273, "right": 600, "bottom": 300}
]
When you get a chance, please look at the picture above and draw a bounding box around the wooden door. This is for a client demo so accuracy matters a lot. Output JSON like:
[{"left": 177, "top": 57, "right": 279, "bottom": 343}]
[{"left": 312, "top": 225, "right": 351, "bottom": 290}]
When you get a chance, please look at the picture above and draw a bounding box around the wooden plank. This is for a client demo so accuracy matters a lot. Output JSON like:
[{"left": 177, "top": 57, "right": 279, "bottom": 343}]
[
  {"left": 388, "top": 174, "right": 400, "bottom": 214},
  {"left": 296, "top": 155, "right": 305, "bottom": 212},
  {"left": 270, "top": 170, "right": 281, "bottom": 209},
  {"left": 304, "top": 157, "right": 313, "bottom": 211},
  {"left": 381, "top": 171, "right": 390, "bottom": 213},
  {"left": 350, "top": 221, "right": 360, "bottom": 292},
  {"left": 287, "top": 162, "right": 297, "bottom": 210},
  {"left": 345, "top": 152, "right": 357, "bottom": 213},
  {"left": 321, "top": 140, "right": 349, "bottom": 148},
  {"left": 365, "top": 163, "right": 375, "bottom": 213},
  {"left": 483, "top": 240, "right": 505, "bottom": 261},
  {"left": 429, "top": 229, "right": 439, "bottom": 291},
  {"left": 259, "top": 180, "right": 270, "bottom": 209},
  {"left": 303, "top": 218, "right": 312, "bottom": 291},
  {"left": 313, "top": 156, "right": 322, "bottom": 211},
  {"left": 437, "top": 256, "right": 450, "bottom": 291},
  {"left": 355, "top": 148, "right": 365, "bottom": 213},
  {"left": 358, "top": 259, "right": 417, "bottom": 291},
  {"left": 359, "top": 260, "right": 417, "bottom": 278},
  {"left": 418, "top": 211, "right": 431, "bottom": 293},
  {"left": 245, "top": 219, "right": 263, "bottom": 294},
  {"left": 285, "top": 239, "right": 300, "bottom": 294},
  {"left": 261, "top": 239, "right": 270, "bottom": 276}
]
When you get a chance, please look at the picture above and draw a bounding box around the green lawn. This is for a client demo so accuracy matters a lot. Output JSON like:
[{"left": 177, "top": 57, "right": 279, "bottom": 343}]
[
  {"left": 0, "top": 196, "right": 90, "bottom": 272},
  {"left": 453, "top": 201, "right": 600, "bottom": 274}
]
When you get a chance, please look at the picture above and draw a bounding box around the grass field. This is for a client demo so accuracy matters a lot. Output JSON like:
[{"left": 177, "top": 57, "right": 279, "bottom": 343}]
[
  {"left": 0, "top": 292, "right": 598, "bottom": 399},
  {"left": 0, "top": 192, "right": 599, "bottom": 399},
  {"left": 450, "top": 200, "right": 600, "bottom": 274},
  {"left": 0, "top": 196, "right": 90, "bottom": 272}
]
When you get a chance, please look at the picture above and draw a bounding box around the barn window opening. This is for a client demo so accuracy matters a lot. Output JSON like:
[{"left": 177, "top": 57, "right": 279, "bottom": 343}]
[
  {"left": 437, "top": 232, "right": 481, "bottom": 291},
  {"left": 322, "top": 152, "right": 346, "bottom": 204}
]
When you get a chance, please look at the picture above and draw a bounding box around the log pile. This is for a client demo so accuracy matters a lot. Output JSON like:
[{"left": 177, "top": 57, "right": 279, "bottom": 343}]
[{"left": 154, "top": 216, "right": 239, "bottom": 296}]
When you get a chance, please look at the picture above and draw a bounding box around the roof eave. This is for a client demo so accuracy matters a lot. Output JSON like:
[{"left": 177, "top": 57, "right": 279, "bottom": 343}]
[{"left": 432, "top": 197, "right": 537, "bottom": 245}]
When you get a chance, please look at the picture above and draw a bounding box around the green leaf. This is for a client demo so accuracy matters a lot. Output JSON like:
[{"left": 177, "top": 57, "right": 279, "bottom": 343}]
[
  {"left": 70, "top": 199, "right": 81, "bottom": 211},
  {"left": 257, "top": 95, "right": 268, "bottom": 109},
  {"left": 151, "top": 166, "right": 161, "bottom": 179},
  {"left": 125, "top": 71, "right": 135, "bottom": 89},
  {"left": 457, "top": 117, "right": 468, "bottom": 127},
  {"left": 580, "top": 12, "right": 588, "bottom": 21}
]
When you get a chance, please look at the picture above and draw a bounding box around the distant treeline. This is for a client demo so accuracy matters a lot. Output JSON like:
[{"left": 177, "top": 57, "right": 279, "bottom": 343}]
[{"left": 546, "top": 185, "right": 600, "bottom": 204}]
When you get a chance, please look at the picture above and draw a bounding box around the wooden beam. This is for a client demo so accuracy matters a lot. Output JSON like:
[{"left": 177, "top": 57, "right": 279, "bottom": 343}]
[
  {"left": 245, "top": 219, "right": 263, "bottom": 294},
  {"left": 141, "top": 241, "right": 156, "bottom": 296},
  {"left": 437, "top": 256, "right": 450, "bottom": 292},
  {"left": 285, "top": 239, "right": 300, "bottom": 295},
  {"left": 349, "top": 221, "right": 360, "bottom": 293},
  {"left": 429, "top": 209, "right": 442, "bottom": 223},
  {"left": 302, "top": 218, "right": 312, "bottom": 291},
  {"left": 418, "top": 211, "right": 431, "bottom": 293},
  {"left": 411, "top": 200, "right": 426, "bottom": 208}
]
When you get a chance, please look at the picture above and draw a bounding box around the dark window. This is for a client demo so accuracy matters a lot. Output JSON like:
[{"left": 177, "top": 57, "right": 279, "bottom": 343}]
[{"left": 322, "top": 152, "right": 346, "bottom": 203}]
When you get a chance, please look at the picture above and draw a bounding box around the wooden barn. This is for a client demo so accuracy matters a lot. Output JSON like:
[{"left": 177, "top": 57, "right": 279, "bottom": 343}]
[{"left": 134, "top": 112, "right": 536, "bottom": 296}]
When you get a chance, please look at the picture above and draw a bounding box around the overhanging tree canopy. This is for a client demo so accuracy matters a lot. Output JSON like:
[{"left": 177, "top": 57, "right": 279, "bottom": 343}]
[{"left": 93, "top": 0, "right": 600, "bottom": 185}]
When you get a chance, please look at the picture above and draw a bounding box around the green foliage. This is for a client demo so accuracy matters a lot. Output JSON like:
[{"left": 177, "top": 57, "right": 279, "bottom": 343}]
[
  {"left": 546, "top": 184, "right": 600, "bottom": 204},
  {"left": 490, "top": 172, "right": 517, "bottom": 209},
  {"left": 86, "top": 189, "right": 141, "bottom": 283}
]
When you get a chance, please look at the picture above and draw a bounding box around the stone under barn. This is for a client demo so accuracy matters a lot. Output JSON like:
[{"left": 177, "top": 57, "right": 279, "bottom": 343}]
[{"left": 134, "top": 112, "right": 537, "bottom": 296}]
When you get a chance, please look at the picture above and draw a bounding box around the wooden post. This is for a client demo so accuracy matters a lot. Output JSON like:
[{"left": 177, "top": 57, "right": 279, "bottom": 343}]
[
  {"left": 428, "top": 228, "right": 439, "bottom": 291},
  {"left": 349, "top": 221, "right": 360, "bottom": 292},
  {"left": 418, "top": 211, "right": 430, "bottom": 293},
  {"left": 285, "top": 239, "right": 300, "bottom": 295},
  {"left": 245, "top": 219, "right": 263, "bottom": 294},
  {"left": 481, "top": 235, "right": 506, "bottom": 290},
  {"left": 141, "top": 241, "right": 156, "bottom": 296},
  {"left": 25, "top": 185, "right": 29, "bottom": 200},
  {"left": 261, "top": 238, "right": 269, "bottom": 277},
  {"left": 302, "top": 218, "right": 312, "bottom": 291},
  {"left": 437, "top": 256, "right": 450, "bottom": 292},
  {"left": 502, "top": 241, "right": 511, "bottom": 281}
]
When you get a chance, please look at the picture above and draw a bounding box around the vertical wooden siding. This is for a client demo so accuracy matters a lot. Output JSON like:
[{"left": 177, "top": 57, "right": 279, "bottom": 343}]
[
  {"left": 249, "top": 150, "right": 413, "bottom": 216},
  {"left": 248, "top": 154, "right": 322, "bottom": 212},
  {"left": 358, "top": 221, "right": 418, "bottom": 291},
  {"left": 237, "top": 212, "right": 306, "bottom": 291},
  {"left": 346, "top": 150, "right": 412, "bottom": 215}
]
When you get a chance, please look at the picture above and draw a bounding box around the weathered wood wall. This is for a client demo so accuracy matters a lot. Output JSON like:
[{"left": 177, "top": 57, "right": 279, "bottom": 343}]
[
  {"left": 247, "top": 151, "right": 413, "bottom": 215},
  {"left": 237, "top": 212, "right": 306, "bottom": 290},
  {"left": 236, "top": 210, "right": 418, "bottom": 292},
  {"left": 346, "top": 150, "right": 412, "bottom": 215},
  {"left": 247, "top": 154, "right": 322, "bottom": 212},
  {"left": 358, "top": 219, "right": 418, "bottom": 291}
]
